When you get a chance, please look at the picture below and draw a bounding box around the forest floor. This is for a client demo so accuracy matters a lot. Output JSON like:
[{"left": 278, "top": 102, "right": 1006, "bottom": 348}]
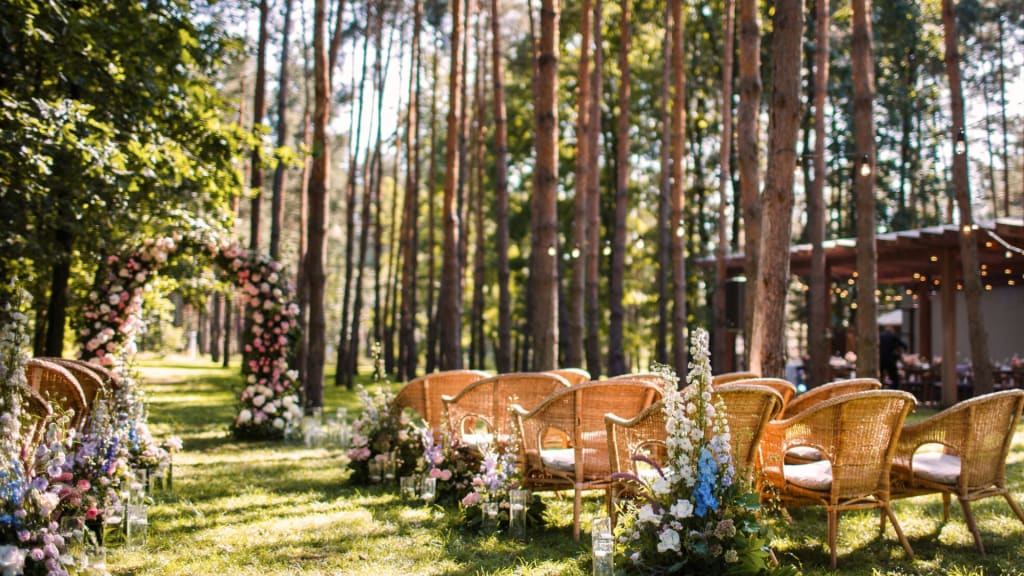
[{"left": 104, "top": 357, "right": 1024, "bottom": 575}]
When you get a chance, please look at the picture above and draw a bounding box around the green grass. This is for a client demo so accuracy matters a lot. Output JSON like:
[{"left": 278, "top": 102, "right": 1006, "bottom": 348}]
[{"left": 107, "top": 358, "right": 1024, "bottom": 575}]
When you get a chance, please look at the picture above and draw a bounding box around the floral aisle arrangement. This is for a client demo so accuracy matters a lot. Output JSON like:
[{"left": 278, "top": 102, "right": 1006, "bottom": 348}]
[
  {"left": 457, "top": 440, "right": 545, "bottom": 532},
  {"left": 418, "top": 430, "right": 479, "bottom": 508},
  {"left": 75, "top": 229, "right": 302, "bottom": 440},
  {"left": 614, "top": 328, "right": 786, "bottom": 575},
  {"left": 1, "top": 285, "right": 72, "bottom": 576}
]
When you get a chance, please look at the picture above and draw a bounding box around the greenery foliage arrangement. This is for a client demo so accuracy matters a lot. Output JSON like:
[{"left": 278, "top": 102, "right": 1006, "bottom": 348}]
[{"left": 614, "top": 329, "right": 788, "bottom": 575}]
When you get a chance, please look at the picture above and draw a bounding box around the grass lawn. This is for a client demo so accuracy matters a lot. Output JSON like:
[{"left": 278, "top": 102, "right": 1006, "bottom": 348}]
[{"left": 107, "top": 357, "right": 1024, "bottom": 575}]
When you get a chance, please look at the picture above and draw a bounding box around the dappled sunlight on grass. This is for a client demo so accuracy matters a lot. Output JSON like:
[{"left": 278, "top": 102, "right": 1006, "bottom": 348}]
[{"left": 105, "top": 358, "right": 1024, "bottom": 575}]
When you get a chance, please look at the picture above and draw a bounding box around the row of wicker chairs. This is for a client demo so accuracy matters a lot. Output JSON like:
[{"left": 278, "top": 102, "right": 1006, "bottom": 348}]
[
  {"left": 20, "top": 357, "right": 118, "bottom": 450},
  {"left": 702, "top": 373, "right": 1024, "bottom": 567}
]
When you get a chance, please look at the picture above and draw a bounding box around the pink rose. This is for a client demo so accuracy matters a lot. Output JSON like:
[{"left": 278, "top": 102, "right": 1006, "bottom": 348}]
[{"left": 76, "top": 479, "right": 91, "bottom": 492}]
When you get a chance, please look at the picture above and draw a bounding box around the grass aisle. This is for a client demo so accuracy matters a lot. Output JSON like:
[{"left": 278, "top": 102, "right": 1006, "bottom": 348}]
[{"left": 108, "top": 358, "right": 1024, "bottom": 575}]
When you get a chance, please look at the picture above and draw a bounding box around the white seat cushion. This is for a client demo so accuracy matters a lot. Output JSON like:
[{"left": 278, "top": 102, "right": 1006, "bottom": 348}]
[
  {"left": 460, "top": 432, "right": 494, "bottom": 448},
  {"left": 541, "top": 448, "right": 575, "bottom": 472},
  {"left": 784, "top": 459, "right": 833, "bottom": 491},
  {"left": 786, "top": 445, "right": 825, "bottom": 462},
  {"left": 912, "top": 452, "right": 960, "bottom": 485}
]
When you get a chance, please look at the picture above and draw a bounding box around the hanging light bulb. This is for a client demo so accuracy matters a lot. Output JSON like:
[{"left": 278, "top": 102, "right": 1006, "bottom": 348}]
[
  {"left": 859, "top": 154, "right": 871, "bottom": 178},
  {"left": 954, "top": 127, "right": 966, "bottom": 156}
]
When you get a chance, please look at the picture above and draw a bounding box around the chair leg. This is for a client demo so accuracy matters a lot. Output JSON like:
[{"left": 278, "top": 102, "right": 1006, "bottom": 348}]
[
  {"left": 958, "top": 498, "right": 985, "bottom": 555},
  {"left": 942, "top": 493, "right": 951, "bottom": 522},
  {"left": 879, "top": 507, "right": 887, "bottom": 535},
  {"left": 1002, "top": 491, "right": 1024, "bottom": 527},
  {"left": 884, "top": 504, "right": 915, "bottom": 560},
  {"left": 573, "top": 487, "right": 582, "bottom": 542},
  {"left": 828, "top": 509, "right": 838, "bottom": 569}
]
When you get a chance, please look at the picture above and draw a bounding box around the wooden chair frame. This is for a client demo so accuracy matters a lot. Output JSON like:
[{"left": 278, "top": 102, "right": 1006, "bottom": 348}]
[{"left": 391, "top": 369, "right": 491, "bottom": 436}]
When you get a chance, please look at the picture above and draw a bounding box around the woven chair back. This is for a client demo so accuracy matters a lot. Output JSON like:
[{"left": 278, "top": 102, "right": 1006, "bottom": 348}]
[
  {"left": 719, "top": 377, "right": 797, "bottom": 411},
  {"left": 712, "top": 383, "right": 785, "bottom": 476},
  {"left": 948, "top": 390, "right": 1024, "bottom": 490},
  {"left": 544, "top": 368, "right": 591, "bottom": 385},
  {"left": 392, "top": 369, "right": 491, "bottom": 434},
  {"left": 783, "top": 377, "right": 881, "bottom": 419},
  {"left": 711, "top": 371, "right": 760, "bottom": 386},
  {"left": 42, "top": 358, "right": 107, "bottom": 409},
  {"left": 443, "top": 372, "right": 570, "bottom": 440},
  {"left": 26, "top": 358, "right": 88, "bottom": 431}
]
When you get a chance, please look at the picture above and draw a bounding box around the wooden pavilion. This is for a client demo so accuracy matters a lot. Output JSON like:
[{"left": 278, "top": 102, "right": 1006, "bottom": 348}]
[{"left": 714, "top": 217, "right": 1024, "bottom": 405}]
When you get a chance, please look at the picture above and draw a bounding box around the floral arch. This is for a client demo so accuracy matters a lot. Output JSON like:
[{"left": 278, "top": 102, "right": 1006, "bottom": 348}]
[{"left": 76, "top": 235, "right": 303, "bottom": 440}]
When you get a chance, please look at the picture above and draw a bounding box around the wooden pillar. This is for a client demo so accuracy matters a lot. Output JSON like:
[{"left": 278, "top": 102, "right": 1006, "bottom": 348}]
[
  {"left": 941, "top": 248, "right": 957, "bottom": 407},
  {"left": 918, "top": 288, "right": 932, "bottom": 361}
]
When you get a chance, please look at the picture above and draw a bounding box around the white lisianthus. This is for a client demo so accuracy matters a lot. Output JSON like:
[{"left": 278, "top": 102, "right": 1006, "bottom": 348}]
[
  {"left": 656, "top": 527, "right": 681, "bottom": 553},
  {"left": 237, "top": 409, "right": 253, "bottom": 424},
  {"left": 651, "top": 476, "right": 672, "bottom": 497},
  {"left": 637, "top": 504, "right": 662, "bottom": 525},
  {"left": 670, "top": 499, "right": 693, "bottom": 519}
]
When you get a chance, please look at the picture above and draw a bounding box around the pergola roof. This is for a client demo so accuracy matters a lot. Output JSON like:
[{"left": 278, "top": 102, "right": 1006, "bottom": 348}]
[{"left": 719, "top": 218, "right": 1024, "bottom": 288}]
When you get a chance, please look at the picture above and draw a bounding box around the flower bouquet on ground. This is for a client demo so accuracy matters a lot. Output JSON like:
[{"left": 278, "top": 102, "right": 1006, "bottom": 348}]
[
  {"left": 614, "top": 328, "right": 792, "bottom": 575},
  {"left": 418, "top": 430, "right": 479, "bottom": 508},
  {"left": 457, "top": 439, "right": 545, "bottom": 533}
]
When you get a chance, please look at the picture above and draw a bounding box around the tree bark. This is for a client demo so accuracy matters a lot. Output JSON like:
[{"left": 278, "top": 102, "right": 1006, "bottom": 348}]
[
  {"left": 607, "top": 0, "right": 630, "bottom": 377},
  {"left": 399, "top": 0, "right": 422, "bottom": 381},
  {"left": 738, "top": 0, "right": 762, "bottom": 357},
  {"left": 532, "top": 0, "right": 561, "bottom": 370},
  {"left": 305, "top": 0, "right": 331, "bottom": 410},
  {"left": 942, "top": 0, "right": 993, "bottom": 397},
  {"left": 714, "top": 0, "right": 735, "bottom": 372},
  {"left": 656, "top": 0, "right": 672, "bottom": 366},
  {"left": 808, "top": 0, "right": 830, "bottom": 388},
  {"left": 250, "top": 0, "right": 269, "bottom": 252},
  {"left": 491, "top": 0, "right": 512, "bottom": 374},
  {"left": 670, "top": 0, "right": 688, "bottom": 372},
  {"left": 426, "top": 45, "right": 440, "bottom": 373},
  {"left": 43, "top": 227, "right": 73, "bottom": 357},
  {"left": 568, "top": 0, "right": 593, "bottom": 370},
  {"left": 439, "top": 0, "right": 465, "bottom": 369},
  {"left": 749, "top": 0, "right": 802, "bottom": 378},
  {"left": 584, "top": 0, "right": 603, "bottom": 377},
  {"left": 852, "top": 0, "right": 878, "bottom": 381},
  {"left": 470, "top": 5, "right": 487, "bottom": 370},
  {"left": 270, "top": 0, "right": 294, "bottom": 260},
  {"left": 211, "top": 293, "right": 222, "bottom": 363}
]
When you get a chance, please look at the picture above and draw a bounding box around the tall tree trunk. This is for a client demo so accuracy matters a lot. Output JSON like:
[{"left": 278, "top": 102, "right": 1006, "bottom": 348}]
[
  {"left": 670, "top": 0, "right": 688, "bottom": 372},
  {"left": 851, "top": 0, "right": 878, "bottom": 381},
  {"left": 491, "top": 0, "right": 512, "bottom": 374},
  {"left": 568, "top": 0, "right": 593, "bottom": 370},
  {"left": 210, "top": 294, "right": 222, "bottom": 363},
  {"left": 456, "top": 0, "right": 473, "bottom": 369},
  {"left": 383, "top": 24, "right": 404, "bottom": 376},
  {"left": 532, "top": 0, "right": 561, "bottom": 370},
  {"left": 348, "top": 145, "right": 378, "bottom": 386},
  {"left": 439, "top": 0, "right": 465, "bottom": 369},
  {"left": 942, "top": 0, "right": 993, "bottom": 397},
  {"left": 997, "top": 16, "right": 1010, "bottom": 216},
  {"left": 336, "top": 14, "right": 371, "bottom": 386},
  {"left": 808, "top": 0, "right": 830, "bottom": 388},
  {"left": 738, "top": 0, "right": 762, "bottom": 358},
  {"left": 305, "top": 0, "right": 331, "bottom": 410},
  {"left": 607, "top": 0, "right": 630, "bottom": 377},
  {"left": 714, "top": 0, "right": 735, "bottom": 372},
  {"left": 584, "top": 0, "right": 604, "bottom": 377},
  {"left": 43, "top": 227, "right": 73, "bottom": 357},
  {"left": 749, "top": 0, "right": 802, "bottom": 378},
  {"left": 426, "top": 46, "right": 441, "bottom": 373},
  {"left": 470, "top": 6, "right": 487, "bottom": 370},
  {"left": 656, "top": 0, "right": 672, "bottom": 366},
  {"left": 270, "top": 0, "right": 294, "bottom": 260},
  {"left": 250, "top": 0, "right": 269, "bottom": 252},
  {"left": 399, "top": 0, "right": 423, "bottom": 381}
]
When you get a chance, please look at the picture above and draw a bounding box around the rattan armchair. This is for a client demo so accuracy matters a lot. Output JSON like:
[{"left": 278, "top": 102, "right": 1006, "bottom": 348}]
[
  {"left": 78, "top": 360, "right": 121, "bottom": 391},
  {"left": 712, "top": 383, "right": 785, "bottom": 479},
  {"left": 717, "top": 377, "right": 797, "bottom": 412},
  {"left": 20, "top": 387, "right": 53, "bottom": 457},
  {"left": 711, "top": 371, "right": 760, "bottom": 386},
  {"left": 545, "top": 368, "right": 591, "bottom": 385},
  {"left": 26, "top": 358, "right": 89, "bottom": 431},
  {"left": 43, "top": 358, "right": 108, "bottom": 410},
  {"left": 782, "top": 378, "right": 881, "bottom": 419},
  {"left": 759, "top": 390, "right": 917, "bottom": 568},
  {"left": 442, "top": 372, "right": 570, "bottom": 444},
  {"left": 392, "top": 369, "right": 491, "bottom": 436},
  {"left": 891, "top": 389, "right": 1024, "bottom": 554},
  {"left": 605, "top": 400, "right": 668, "bottom": 524},
  {"left": 513, "top": 378, "right": 662, "bottom": 541}
]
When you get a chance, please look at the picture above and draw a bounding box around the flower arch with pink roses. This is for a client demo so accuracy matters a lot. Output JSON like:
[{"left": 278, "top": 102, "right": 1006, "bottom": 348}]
[{"left": 77, "top": 236, "right": 303, "bottom": 440}]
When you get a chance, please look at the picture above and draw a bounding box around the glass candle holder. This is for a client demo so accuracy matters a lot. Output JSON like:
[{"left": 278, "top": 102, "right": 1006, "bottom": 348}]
[
  {"left": 508, "top": 489, "right": 530, "bottom": 541},
  {"left": 419, "top": 477, "right": 437, "bottom": 503},
  {"left": 591, "top": 515, "right": 614, "bottom": 576},
  {"left": 101, "top": 505, "right": 125, "bottom": 547},
  {"left": 482, "top": 501, "right": 500, "bottom": 533},
  {"left": 400, "top": 476, "right": 418, "bottom": 500},
  {"left": 367, "top": 460, "right": 383, "bottom": 484},
  {"left": 126, "top": 504, "right": 148, "bottom": 547}
]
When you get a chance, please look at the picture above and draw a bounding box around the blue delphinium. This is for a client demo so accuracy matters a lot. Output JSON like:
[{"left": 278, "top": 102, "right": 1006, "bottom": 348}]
[{"left": 693, "top": 447, "right": 719, "bottom": 517}]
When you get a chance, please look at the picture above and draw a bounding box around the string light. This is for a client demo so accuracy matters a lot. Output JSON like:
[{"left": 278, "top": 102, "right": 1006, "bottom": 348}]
[
  {"left": 859, "top": 154, "right": 872, "bottom": 177},
  {"left": 546, "top": 246, "right": 556, "bottom": 257},
  {"left": 954, "top": 127, "right": 966, "bottom": 155},
  {"left": 570, "top": 247, "right": 581, "bottom": 259}
]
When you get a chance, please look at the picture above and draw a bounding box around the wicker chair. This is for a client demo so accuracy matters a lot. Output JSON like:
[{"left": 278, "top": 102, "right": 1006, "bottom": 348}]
[
  {"left": 26, "top": 358, "right": 89, "bottom": 431},
  {"left": 783, "top": 378, "right": 881, "bottom": 419},
  {"left": 442, "top": 372, "right": 570, "bottom": 444},
  {"left": 759, "top": 390, "right": 917, "bottom": 568},
  {"left": 513, "top": 378, "right": 662, "bottom": 541},
  {"left": 712, "top": 383, "right": 785, "bottom": 479},
  {"left": 43, "top": 358, "right": 108, "bottom": 410},
  {"left": 545, "top": 368, "right": 591, "bottom": 385},
  {"left": 717, "top": 377, "right": 797, "bottom": 412},
  {"left": 78, "top": 360, "right": 121, "bottom": 391},
  {"left": 20, "top": 387, "right": 53, "bottom": 456},
  {"left": 891, "top": 389, "right": 1024, "bottom": 554},
  {"left": 711, "top": 371, "right": 760, "bottom": 386},
  {"left": 392, "top": 369, "right": 491, "bottom": 436},
  {"left": 608, "top": 372, "right": 671, "bottom": 387}
]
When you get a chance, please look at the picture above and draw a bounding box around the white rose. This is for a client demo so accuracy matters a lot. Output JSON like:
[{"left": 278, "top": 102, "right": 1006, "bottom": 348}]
[
  {"left": 272, "top": 418, "right": 285, "bottom": 430},
  {"left": 651, "top": 476, "right": 672, "bottom": 497},
  {"left": 252, "top": 395, "right": 266, "bottom": 407},
  {"left": 656, "top": 527, "right": 681, "bottom": 553},
  {"left": 670, "top": 499, "right": 693, "bottom": 519},
  {"left": 237, "top": 409, "right": 253, "bottom": 424},
  {"left": 637, "top": 504, "right": 662, "bottom": 525}
]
